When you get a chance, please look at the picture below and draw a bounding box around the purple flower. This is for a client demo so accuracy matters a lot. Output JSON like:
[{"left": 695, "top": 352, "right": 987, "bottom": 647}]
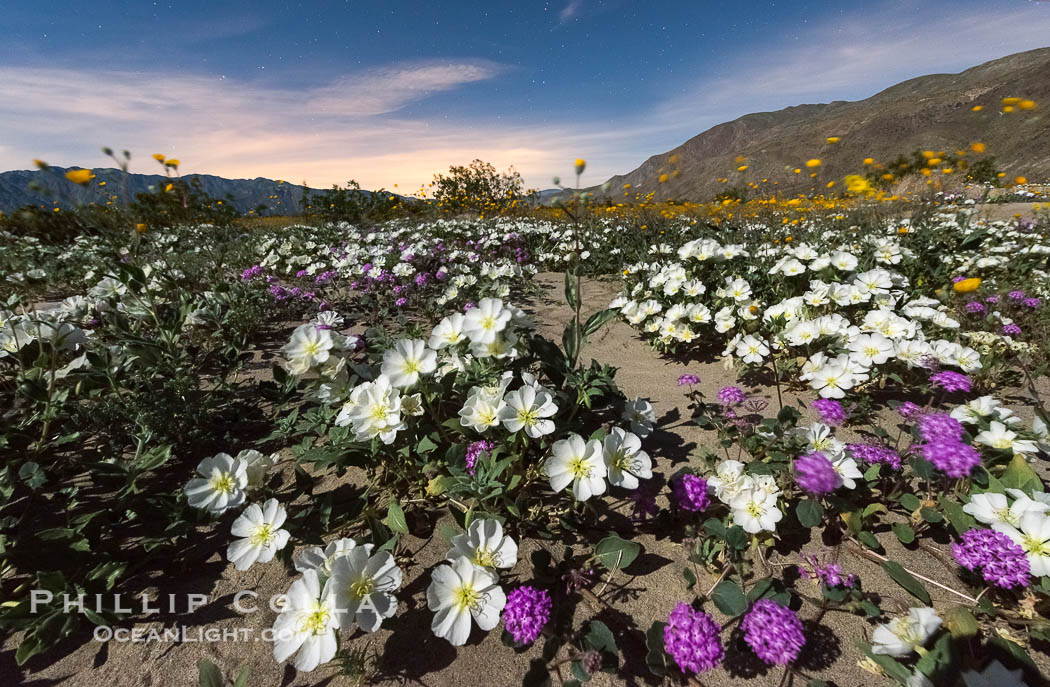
[
  {"left": 896, "top": 401, "right": 922, "bottom": 420},
  {"left": 664, "top": 603, "right": 724, "bottom": 675},
  {"left": 240, "top": 265, "right": 263, "bottom": 281},
  {"left": 1002, "top": 324, "right": 1022, "bottom": 336},
  {"left": 951, "top": 275, "right": 966, "bottom": 283},
  {"left": 952, "top": 529, "right": 1030, "bottom": 589},
  {"left": 463, "top": 301, "right": 476, "bottom": 311},
  {"left": 740, "top": 600, "right": 806, "bottom": 665},
  {"left": 1024, "top": 297, "right": 1041, "bottom": 309},
  {"left": 965, "top": 301, "right": 986, "bottom": 314},
  {"left": 918, "top": 413, "right": 964, "bottom": 442},
  {"left": 677, "top": 373, "right": 701, "bottom": 386},
  {"left": 920, "top": 440, "right": 981, "bottom": 478},
  {"left": 799, "top": 553, "right": 856, "bottom": 588},
  {"left": 929, "top": 371, "right": 972, "bottom": 394},
  {"left": 395, "top": 297, "right": 408, "bottom": 307},
  {"left": 503, "top": 586, "right": 552, "bottom": 645},
  {"left": 465, "top": 440, "right": 495, "bottom": 476},
  {"left": 673, "top": 475, "right": 710, "bottom": 512},
  {"left": 812, "top": 398, "right": 848, "bottom": 426},
  {"left": 793, "top": 452, "right": 841, "bottom": 495},
  {"left": 985, "top": 296, "right": 1000, "bottom": 304},
  {"left": 1008, "top": 290, "right": 1026, "bottom": 301},
  {"left": 847, "top": 442, "right": 903, "bottom": 471},
  {"left": 716, "top": 386, "right": 747, "bottom": 406}
]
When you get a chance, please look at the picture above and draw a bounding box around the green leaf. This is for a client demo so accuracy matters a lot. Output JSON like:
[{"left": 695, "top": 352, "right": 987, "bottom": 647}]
[
  {"left": 944, "top": 606, "right": 979, "bottom": 638},
  {"left": 858, "top": 530, "right": 882, "bottom": 552},
  {"left": 747, "top": 577, "right": 774, "bottom": 601},
  {"left": 892, "top": 523, "right": 916, "bottom": 544},
  {"left": 858, "top": 641, "right": 912, "bottom": 682},
  {"left": 583, "top": 308, "right": 618, "bottom": 337},
  {"left": 682, "top": 568, "right": 697, "bottom": 590},
  {"left": 594, "top": 535, "right": 640, "bottom": 570},
  {"left": 939, "top": 497, "right": 976, "bottom": 535},
  {"left": 198, "top": 659, "right": 224, "bottom": 687},
  {"left": 383, "top": 502, "right": 409, "bottom": 535},
  {"left": 644, "top": 621, "right": 668, "bottom": 676},
  {"left": 562, "top": 320, "right": 580, "bottom": 365},
  {"left": 417, "top": 435, "right": 439, "bottom": 455},
  {"left": 564, "top": 271, "right": 579, "bottom": 310},
  {"left": 18, "top": 462, "right": 46, "bottom": 489},
  {"left": 232, "top": 667, "right": 251, "bottom": 687},
  {"left": 796, "top": 499, "right": 824, "bottom": 528},
  {"left": 899, "top": 494, "right": 922, "bottom": 512},
  {"left": 881, "top": 560, "right": 930, "bottom": 604},
  {"left": 1001, "top": 454, "right": 1042, "bottom": 492},
  {"left": 585, "top": 620, "right": 617, "bottom": 656},
  {"left": 920, "top": 507, "right": 943, "bottom": 524},
  {"left": 712, "top": 580, "right": 748, "bottom": 617}
]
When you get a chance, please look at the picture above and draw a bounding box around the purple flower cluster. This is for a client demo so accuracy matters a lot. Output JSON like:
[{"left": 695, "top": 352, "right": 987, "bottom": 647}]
[
  {"left": 896, "top": 401, "right": 923, "bottom": 420},
  {"left": 919, "top": 440, "right": 981, "bottom": 478},
  {"left": 918, "top": 413, "right": 965, "bottom": 442},
  {"left": 799, "top": 554, "right": 856, "bottom": 588},
  {"left": 672, "top": 474, "right": 711, "bottom": 512},
  {"left": 952, "top": 528, "right": 1030, "bottom": 589},
  {"left": 929, "top": 371, "right": 973, "bottom": 394},
  {"left": 716, "top": 386, "right": 747, "bottom": 406},
  {"left": 847, "top": 442, "right": 903, "bottom": 471},
  {"left": 812, "top": 398, "right": 848, "bottom": 426},
  {"left": 793, "top": 452, "right": 841, "bottom": 495},
  {"left": 241, "top": 265, "right": 264, "bottom": 281},
  {"left": 677, "top": 373, "right": 701, "bottom": 386},
  {"left": 502, "top": 586, "right": 552, "bottom": 645},
  {"left": 740, "top": 600, "right": 806, "bottom": 665},
  {"left": 1002, "top": 324, "right": 1022, "bottom": 336},
  {"left": 965, "top": 301, "right": 986, "bottom": 315},
  {"left": 465, "top": 440, "right": 495, "bottom": 476},
  {"left": 663, "top": 603, "right": 724, "bottom": 675},
  {"left": 1008, "top": 290, "right": 1026, "bottom": 301},
  {"left": 1024, "top": 297, "right": 1042, "bottom": 309}
]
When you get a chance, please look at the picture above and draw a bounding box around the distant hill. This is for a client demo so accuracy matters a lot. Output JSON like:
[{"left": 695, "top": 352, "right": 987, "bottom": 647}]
[
  {"left": 0, "top": 167, "right": 347, "bottom": 215},
  {"left": 593, "top": 47, "right": 1050, "bottom": 202}
]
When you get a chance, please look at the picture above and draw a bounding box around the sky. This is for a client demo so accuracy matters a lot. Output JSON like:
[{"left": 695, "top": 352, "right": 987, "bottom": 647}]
[{"left": 2, "top": 0, "right": 1049, "bottom": 192}]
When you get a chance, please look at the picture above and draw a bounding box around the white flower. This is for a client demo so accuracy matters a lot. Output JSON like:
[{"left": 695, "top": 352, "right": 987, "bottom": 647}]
[
  {"left": 324, "top": 546, "right": 402, "bottom": 632},
  {"left": 800, "top": 423, "right": 845, "bottom": 458},
  {"left": 708, "top": 460, "right": 748, "bottom": 502},
  {"left": 974, "top": 421, "right": 1039, "bottom": 456},
  {"left": 623, "top": 397, "right": 655, "bottom": 437},
  {"left": 498, "top": 386, "right": 557, "bottom": 438},
  {"left": 809, "top": 363, "right": 853, "bottom": 399},
  {"left": 236, "top": 449, "right": 277, "bottom": 489},
  {"left": 963, "top": 491, "right": 1047, "bottom": 528},
  {"left": 185, "top": 453, "right": 248, "bottom": 514},
  {"left": 294, "top": 538, "right": 359, "bottom": 581},
  {"left": 381, "top": 339, "right": 437, "bottom": 388},
  {"left": 447, "top": 519, "right": 518, "bottom": 570},
  {"left": 427, "top": 556, "right": 506, "bottom": 646},
  {"left": 871, "top": 607, "right": 942, "bottom": 657},
  {"left": 993, "top": 512, "right": 1050, "bottom": 576},
  {"left": 735, "top": 335, "right": 769, "bottom": 364},
  {"left": 459, "top": 383, "right": 508, "bottom": 433},
  {"left": 338, "top": 375, "right": 405, "bottom": 444},
  {"left": 602, "top": 427, "right": 652, "bottom": 489},
  {"left": 728, "top": 488, "right": 783, "bottom": 533},
  {"left": 227, "top": 499, "right": 291, "bottom": 571},
  {"left": 282, "top": 324, "right": 334, "bottom": 375},
  {"left": 831, "top": 454, "right": 863, "bottom": 489},
  {"left": 462, "top": 297, "right": 512, "bottom": 344},
  {"left": 848, "top": 333, "right": 894, "bottom": 366},
  {"left": 546, "top": 434, "right": 607, "bottom": 501},
  {"left": 272, "top": 570, "right": 339, "bottom": 672},
  {"left": 429, "top": 313, "right": 467, "bottom": 349}
]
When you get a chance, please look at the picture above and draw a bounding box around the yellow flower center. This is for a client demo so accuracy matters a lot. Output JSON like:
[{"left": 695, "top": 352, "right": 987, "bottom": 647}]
[
  {"left": 210, "top": 473, "right": 236, "bottom": 494},
  {"left": 299, "top": 607, "right": 331, "bottom": 635},
  {"left": 479, "top": 315, "right": 496, "bottom": 331},
  {"left": 517, "top": 407, "right": 539, "bottom": 427},
  {"left": 473, "top": 548, "right": 497, "bottom": 568},
  {"left": 303, "top": 341, "right": 320, "bottom": 356},
  {"left": 1021, "top": 535, "right": 1050, "bottom": 557},
  {"left": 349, "top": 577, "right": 376, "bottom": 600},
  {"left": 453, "top": 585, "right": 481, "bottom": 611},
  {"left": 250, "top": 523, "right": 274, "bottom": 546},
  {"left": 568, "top": 457, "right": 591, "bottom": 479}
]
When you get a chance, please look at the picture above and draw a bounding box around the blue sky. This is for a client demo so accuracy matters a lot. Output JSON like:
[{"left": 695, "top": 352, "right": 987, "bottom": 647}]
[{"left": 2, "top": 0, "right": 1049, "bottom": 190}]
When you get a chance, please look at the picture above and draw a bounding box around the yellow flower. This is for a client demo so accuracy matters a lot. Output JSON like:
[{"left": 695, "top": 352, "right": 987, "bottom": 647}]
[
  {"left": 805, "top": 159, "right": 821, "bottom": 168},
  {"left": 793, "top": 168, "right": 801, "bottom": 174},
  {"left": 826, "top": 136, "right": 840, "bottom": 143},
  {"left": 165, "top": 159, "right": 180, "bottom": 167},
  {"left": 1019, "top": 99, "right": 1036, "bottom": 110},
  {"left": 862, "top": 157, "right": 874, "bottom": 165},
  {"left": 845, "top": 175, "right": 874, "bottom": 195},
  {"left": 970, "top": 142, "right": 986, "bottom": 153},
  {"left": 65, "top": 169, "right": 95, "bottom": 185},
  {"left": 971, "top": 105, "right": 983, "bottom": 111},
  {"left": 574, "top": 158, "right": 586, "bottom": 175},
  {"left": 953, "top": 278, "right": 981, "bottom": 293},
  {"left": 33, "top": 158, "right": 49, "bottom": 169},
  {"left": 658, "top": 173, "right": 669, "bottom": 183},
  {"left": 1002, "top": 97, "right": 1021, "bottom": 106},
  {"left": 1003, "top": 105, "right": 1014, "bottom": 113},
  {"left": 1015, "top": 176, "right": 1027, "bottom": 185},
  {"left": 135, "top": 223, "right": 147, "bottom": 233},
  {"left": 164, "top": 183, "right": 174, "bottom": 192},
  {"left": 152, "top": 153, "right": 166, "bottom": 162},
  {"left": 737, "top": 165, "right": 748, "bottom": 171}
]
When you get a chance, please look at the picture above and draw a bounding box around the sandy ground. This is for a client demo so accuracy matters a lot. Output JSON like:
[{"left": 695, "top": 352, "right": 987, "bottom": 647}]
[{"left": 3, "top": 273, "right": 1048, "bottom": 687}]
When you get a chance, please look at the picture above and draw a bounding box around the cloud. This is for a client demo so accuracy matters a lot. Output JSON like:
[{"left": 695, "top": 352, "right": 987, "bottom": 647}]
[{"left": 558, "top": 0, "right": 584, "bottom": 25}]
